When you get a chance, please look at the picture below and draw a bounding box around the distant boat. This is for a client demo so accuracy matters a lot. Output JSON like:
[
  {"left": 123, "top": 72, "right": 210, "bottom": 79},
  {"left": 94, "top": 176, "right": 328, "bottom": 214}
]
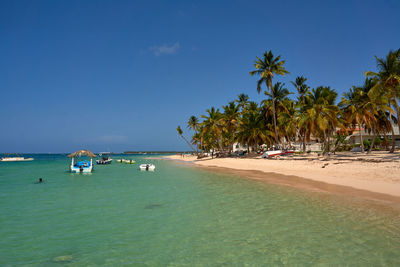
[
  {"left": 0, "top": 156, "right": 34, "bottom": 162},
  {"left": 68, "top": 150, "right": 96, "bottom": 173},
  {"left": 139, "top": 164, "right": 155, "bottom": 171},
  {"left": 96, "top": 155, "right": 113, "bottom": 165},
  {"left": 117, "top": 159, "right": 136, "bottom": 164}
]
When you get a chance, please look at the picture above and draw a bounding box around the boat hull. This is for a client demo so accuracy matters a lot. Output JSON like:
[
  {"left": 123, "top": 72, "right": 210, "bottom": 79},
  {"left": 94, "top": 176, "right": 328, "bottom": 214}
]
[
  {"left": 262, "top": 150, "right": 294, "bottom": 158},
  {"left": 0, "top": 157, "right": 34, "bottom": 162},
  {"left": 139, "top": 164, "right": 155, "bottom": 171},
  {"left": 70, "top": 165, "right": 93, "bottom": 173},
  {"left": 96, "top": 159, "right": 113, "bottom": 165}
]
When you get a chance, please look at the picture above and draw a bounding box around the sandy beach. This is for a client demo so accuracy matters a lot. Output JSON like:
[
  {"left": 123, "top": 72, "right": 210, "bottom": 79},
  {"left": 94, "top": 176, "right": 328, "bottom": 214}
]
[{"left": 162, "top": 152, "right": 400, "bottom": 198}]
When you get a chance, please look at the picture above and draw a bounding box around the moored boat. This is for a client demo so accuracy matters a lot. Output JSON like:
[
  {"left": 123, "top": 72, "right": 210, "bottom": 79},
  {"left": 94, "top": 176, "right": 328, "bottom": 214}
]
[
  {"left": 261, "top": 150, "right": 294, "bottom": 158},
  {"left": 68, "top": 150, "right": 96, "bottom": 173},
  {"left": 139, "top": 164, "right": 155, "bottom": 171},
  {"left": 0, "top": 156, "right": 34, "bottom": 162},
  {"left": 96, "top": 156, "right": 113, "bottom": 165}
]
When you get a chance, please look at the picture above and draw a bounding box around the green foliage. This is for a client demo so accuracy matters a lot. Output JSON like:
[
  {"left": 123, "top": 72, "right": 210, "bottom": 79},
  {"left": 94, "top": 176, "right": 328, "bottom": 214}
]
[
  {"left": 177, "top": 49, "right": 399, "bottom": 155},
  {"left": 176, "top": 126, "right": 183, "bottom": 135},
  {"left": 363, "top": 139, "right": 371, "bottom": 148}
]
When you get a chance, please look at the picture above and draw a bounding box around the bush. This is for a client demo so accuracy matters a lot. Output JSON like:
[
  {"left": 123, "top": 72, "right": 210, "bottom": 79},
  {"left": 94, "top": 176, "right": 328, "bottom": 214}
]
[{"left": 363, "top": 139, "right": 371, "bottom": 149}]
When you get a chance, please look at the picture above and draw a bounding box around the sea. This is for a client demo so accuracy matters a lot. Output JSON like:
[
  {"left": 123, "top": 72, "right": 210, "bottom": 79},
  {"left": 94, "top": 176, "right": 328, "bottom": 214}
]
[{"left": 1, "top": 154, "right": 400, "bottom": 266}]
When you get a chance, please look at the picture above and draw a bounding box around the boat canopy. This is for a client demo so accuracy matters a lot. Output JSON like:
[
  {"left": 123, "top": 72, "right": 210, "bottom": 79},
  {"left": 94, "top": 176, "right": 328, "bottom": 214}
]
[{"left": 68, "top": 150, "right": 96, "bottom": 158}]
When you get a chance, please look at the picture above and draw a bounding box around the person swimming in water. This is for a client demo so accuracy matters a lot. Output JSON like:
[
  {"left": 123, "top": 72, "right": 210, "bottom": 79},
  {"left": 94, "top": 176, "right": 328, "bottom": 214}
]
[{"left": 35, "top": 178, "right": 43, "bottom": 184}]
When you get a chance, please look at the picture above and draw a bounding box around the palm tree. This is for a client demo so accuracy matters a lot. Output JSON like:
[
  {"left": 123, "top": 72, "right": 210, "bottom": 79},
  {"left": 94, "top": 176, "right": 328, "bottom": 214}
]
[
  {"left": 341, "top": 78, "right": 394, "bottom": 153},
  {"left": 250, "top": 50, "right": 289, "bottom": 144},
  {"left": 236, "top": 110, "right": 273, "bottom": 153},
  {"left": 366, "top": 49, "right": 400, "bottom": 91},
  {"left": 291, "top": 76, "right": 310, "bottom": 105},
  {"left": 243, "top": 101, "right": 260, "bottom": 113},
  {"left": 277, "top": 99, "right": 297, "bottom": 148},
  {"left": 292, "top": 76, "right": 310, "bottom": 152},
  {"left": 261, "top": 82, "right": 291, "bottom": 144},
  {"left": 187, "top": 116, "right": 200, "bottom": 152},
  {"left": 176, "top": 126, "right": 197, "bottom": 154},
  {"left": 221, "top": 101, "right": 240, "bottom": 153},
  {"left": 302, "top": 86, "right": 341, "bottom": 153},
  {"left": 200, "top": 107, "right": 223, "bottom": 152},
  {"left": 187, "top": 116, "right": 199, "bottom": 132},
  {"left": 367, "top": 110, "right": 393, "bottom": 153},
  {"left": 366, "top": 49, "right": 400, "bottom": 151},
  {"left": 236, "top": 93, "right": 249, "bottom": 112}
]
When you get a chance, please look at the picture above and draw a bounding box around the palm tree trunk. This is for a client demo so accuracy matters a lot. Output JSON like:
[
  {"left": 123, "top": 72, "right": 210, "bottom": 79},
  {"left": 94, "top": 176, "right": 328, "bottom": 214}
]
[
  {"left": 231, "top": 132, "right": 235, "bottom": 155},
  {"left": 327, "top": 132, "right": 331, "bottom": 153},
  {"left": 367, "top": 130, "right": 377, "bottom": 154},
  {"left": 194, "top": 130, "right": 199, "bottom": 154},
  {"left": 383, "top": 132, "right": 389, "bottom": 151},
  {"left": 302, "top": 132, "right": 307, "bottom": 153},
  {"left": 359, "top": 123, "right": 364, "bottom": 153},
  {"left": 270, "top": 85, "right": 279, "bottom": 145},
  {"left": 323, "top": 131, "right": 327, "bottom": 154},
  {"left": 389, "top": 111, "right": 395, "bottom": 153},
  {"left": 180, "top": 134, "right": 197, "bottom": 155},
  {"left": 286, "top": 135, "right": 291, "bottom": 149},
  {"left": 395, "top": 100, "right": 400, "bottom": 151}
]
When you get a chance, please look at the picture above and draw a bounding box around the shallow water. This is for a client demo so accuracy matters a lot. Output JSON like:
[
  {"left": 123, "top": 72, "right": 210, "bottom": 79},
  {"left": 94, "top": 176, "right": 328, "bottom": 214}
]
[{"left": 1, "top": 154, "right": 400, "bottom": 266}]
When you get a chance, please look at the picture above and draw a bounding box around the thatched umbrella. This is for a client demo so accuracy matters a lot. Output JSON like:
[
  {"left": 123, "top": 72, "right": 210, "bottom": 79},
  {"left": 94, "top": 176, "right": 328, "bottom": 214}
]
[{"left": 68, "top": 150, "right": 96, "bottom": 158}]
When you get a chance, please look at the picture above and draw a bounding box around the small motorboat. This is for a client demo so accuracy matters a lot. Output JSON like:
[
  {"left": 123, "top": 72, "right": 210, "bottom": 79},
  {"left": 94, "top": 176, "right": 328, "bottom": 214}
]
[
  {"left": 96, "top": 156, "right": 113, "bottom": 165},
  {"left": 139, "top": 164, "right": 155, "bottom": 171}
]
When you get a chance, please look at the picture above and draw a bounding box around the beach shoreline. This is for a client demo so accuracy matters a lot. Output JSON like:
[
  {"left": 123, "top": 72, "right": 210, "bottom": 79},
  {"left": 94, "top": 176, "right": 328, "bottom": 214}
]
[{"left": 159, "top": 153, "right": 400, "bottom": 201}]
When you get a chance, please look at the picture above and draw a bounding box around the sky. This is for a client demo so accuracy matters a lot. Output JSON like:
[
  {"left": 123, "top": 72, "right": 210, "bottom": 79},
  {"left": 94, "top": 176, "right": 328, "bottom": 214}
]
[{"left": 0, "top": 0, "right": 399, "bottom": 153}]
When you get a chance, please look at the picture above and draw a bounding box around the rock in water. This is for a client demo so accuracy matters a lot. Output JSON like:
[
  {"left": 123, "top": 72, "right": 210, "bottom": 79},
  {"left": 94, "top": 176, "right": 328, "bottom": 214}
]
[{"left": 52, "top": 255, "right": 73, "bottom": 262}]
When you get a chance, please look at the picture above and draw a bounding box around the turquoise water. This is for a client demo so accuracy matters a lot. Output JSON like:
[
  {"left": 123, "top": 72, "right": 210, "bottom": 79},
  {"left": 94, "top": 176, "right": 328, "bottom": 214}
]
[{"left": 1, "top": 154, "right": 400, "bottom": 266}]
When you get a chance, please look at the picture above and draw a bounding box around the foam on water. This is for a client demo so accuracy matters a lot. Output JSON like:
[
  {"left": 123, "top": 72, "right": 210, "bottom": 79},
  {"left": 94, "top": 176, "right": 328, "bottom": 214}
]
[{"left": 1, "top": 154, "right": 400, "bottom": 265}]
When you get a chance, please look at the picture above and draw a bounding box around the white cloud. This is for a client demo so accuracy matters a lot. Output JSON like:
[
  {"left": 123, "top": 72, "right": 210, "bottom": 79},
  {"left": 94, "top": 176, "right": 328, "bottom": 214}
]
[{"left": 149, "top": 42, "right": 180, "bottom": 56}]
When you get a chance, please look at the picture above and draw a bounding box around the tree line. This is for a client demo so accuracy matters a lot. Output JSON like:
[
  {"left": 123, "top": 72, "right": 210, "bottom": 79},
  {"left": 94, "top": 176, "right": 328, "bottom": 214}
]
[{"left": 177, "top": 49, "right": 400, "bottom": 156}]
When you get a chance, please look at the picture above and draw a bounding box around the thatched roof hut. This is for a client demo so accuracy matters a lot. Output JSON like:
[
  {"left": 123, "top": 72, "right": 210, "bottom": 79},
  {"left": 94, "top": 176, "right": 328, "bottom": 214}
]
[{"left": 68, "top": 150, "right": 96, "bottom": 158}]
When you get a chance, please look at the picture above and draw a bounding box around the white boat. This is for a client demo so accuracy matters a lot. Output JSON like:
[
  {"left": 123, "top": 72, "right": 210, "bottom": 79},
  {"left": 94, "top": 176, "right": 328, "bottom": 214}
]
[
  {"left": 139, "top": 164, "right": 155, "bottom": 171},
  {"left": 0, "top": 157, "right": 34, "bottom": 162},
  {"left": 261, "top": 150, "right": 294, "bottom": 158},
  {"left": 96, "top": 155, "right": 113, "bottom": 165},
  {"left": 68, "top": 150, "right": 96, "bottom": 173}
]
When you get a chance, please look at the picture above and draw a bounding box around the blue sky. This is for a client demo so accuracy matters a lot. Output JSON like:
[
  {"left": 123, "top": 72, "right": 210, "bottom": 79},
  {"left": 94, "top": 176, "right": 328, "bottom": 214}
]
[{"left": 1, "top": 0, "right": 399, "bottom": 153}]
